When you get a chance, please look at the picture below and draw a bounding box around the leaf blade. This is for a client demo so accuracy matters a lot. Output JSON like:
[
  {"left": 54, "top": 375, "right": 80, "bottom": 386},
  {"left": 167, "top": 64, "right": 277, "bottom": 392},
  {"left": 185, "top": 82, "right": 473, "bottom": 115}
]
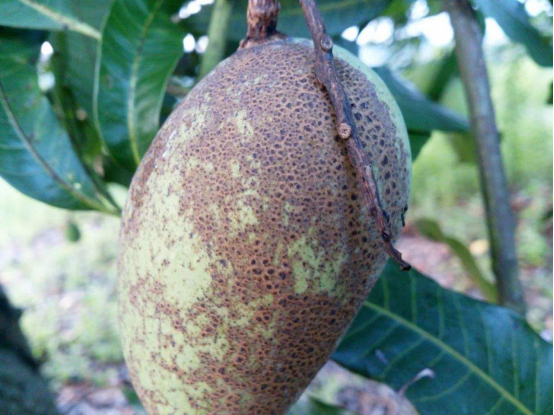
[
  {"left": 416, "top": 218, "right": 498, "bottom": 302},
  {"left": 333, "top": 261, "right": 553, "bottom": 415},
  {"left": 471, "top": 0, "right": 553, "bottom": 67},
  {"left": 94, "top": 0, "right": 184, "bottom": 170},
  {"left": 0, "top": 40, "right": 114, "bottom": 212},
  {"left": 0, "top": 0, "right": 102, "bottom": 38},
  {"left": 373, "top": 67, "right": 469, "bottom": 133}
]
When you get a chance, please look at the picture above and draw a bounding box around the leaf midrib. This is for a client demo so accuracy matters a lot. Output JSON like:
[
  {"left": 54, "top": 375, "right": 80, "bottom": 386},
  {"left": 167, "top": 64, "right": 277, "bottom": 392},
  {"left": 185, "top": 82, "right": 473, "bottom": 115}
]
[
  {"left": 0, "top": 81, "right": 106, "bottom": 212},
  {"left": 361, "top": 299, "right": 533, "bottom": 415},
  {"left": 127, "top": 0, "right": 167, "bottom": 167},
  {"left": 18, "top": 0, "right": 101, "bottom": 39}
]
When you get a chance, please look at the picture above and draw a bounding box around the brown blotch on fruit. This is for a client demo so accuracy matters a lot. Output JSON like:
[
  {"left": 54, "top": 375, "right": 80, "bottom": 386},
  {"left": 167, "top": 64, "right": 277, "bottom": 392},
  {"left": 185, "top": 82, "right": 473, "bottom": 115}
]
[{"left": 119, "top": 37, "right": 410, "bottom": 415}]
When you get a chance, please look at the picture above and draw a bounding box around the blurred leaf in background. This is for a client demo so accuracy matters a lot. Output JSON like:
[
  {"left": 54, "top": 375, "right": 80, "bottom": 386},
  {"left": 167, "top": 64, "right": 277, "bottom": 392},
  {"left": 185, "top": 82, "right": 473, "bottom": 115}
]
[
  {"left": 416, "top": 218, "right": 497, "bottom": 302},
  {"left": 288, "top": 397, "right": 359, "bottom": 415},
  {"left": 187, "top": 0, "right": 393, "bottom": 41}
]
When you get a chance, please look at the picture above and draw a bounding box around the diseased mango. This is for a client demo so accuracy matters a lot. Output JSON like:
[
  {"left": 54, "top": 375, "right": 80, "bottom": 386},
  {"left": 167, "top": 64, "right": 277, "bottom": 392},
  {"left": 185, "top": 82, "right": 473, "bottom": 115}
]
[{"left": 118, "top": 38, "right": 411, "bottom": 415}]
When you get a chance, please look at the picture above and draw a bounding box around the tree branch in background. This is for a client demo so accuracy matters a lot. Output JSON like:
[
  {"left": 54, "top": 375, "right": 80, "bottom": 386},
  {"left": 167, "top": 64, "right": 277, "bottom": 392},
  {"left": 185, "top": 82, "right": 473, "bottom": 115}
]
[
  {"left": 198, "top": 0, "right": 237, "bottom": 79},
  {"left": 444, "top": 0, "right": 526, "bottom": 314},
  {"left": 299, "top": 0, "right": 410, "bottom": 270}
]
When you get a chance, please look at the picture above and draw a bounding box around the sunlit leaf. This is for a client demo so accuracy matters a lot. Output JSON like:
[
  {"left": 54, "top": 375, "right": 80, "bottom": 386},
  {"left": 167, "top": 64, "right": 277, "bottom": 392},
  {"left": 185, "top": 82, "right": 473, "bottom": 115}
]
[
  {"left": 94, "top": 0, "right": 185, "bottom": 170},
  {"left": 0, "top": 0, "right": 104, "bottom": 39},
  {"left": 471, "top": 0, "right": 553, "bottom": 67},
  {"left": 333, "top": 260, "right": 553, "bottom": 415}
]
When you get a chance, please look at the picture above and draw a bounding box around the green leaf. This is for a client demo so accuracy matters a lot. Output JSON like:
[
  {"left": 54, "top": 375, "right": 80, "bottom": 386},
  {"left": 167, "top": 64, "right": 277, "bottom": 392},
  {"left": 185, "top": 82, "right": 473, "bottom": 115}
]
[
  {"left": 471, "top": 0, "right": 553, "bottom": 67},
  {"left": 48, "top": 0, "right": 114, "bottom": 117},
  {"left": 187, "top": 0, "right": 392, "bottom": 41},
  {"left": 333, "top": 261, "right": 553, "bottom": 415},
  {"left": 373, "top": 67, "right": 469, "bottom": 133},
  {"left": 287, "top": 397, "right": 359, "bottom": 415},
  {"left": 94, "top": 0, "right": 185, "bottom": 170},
  {"left": 407, "top": 131, "right": 430, "bottom": 161},
  {"left": 0, "top": 0, "right": 104, "bottom": 39},
  {"left": 416, "top": 218, "right": 497, "bottom": 302},
  {"left": 0, "top": 40, "right": 116, "bottom": 213},
  {"left": 403, "top": 52, "right": 459, "bottom": 102}
]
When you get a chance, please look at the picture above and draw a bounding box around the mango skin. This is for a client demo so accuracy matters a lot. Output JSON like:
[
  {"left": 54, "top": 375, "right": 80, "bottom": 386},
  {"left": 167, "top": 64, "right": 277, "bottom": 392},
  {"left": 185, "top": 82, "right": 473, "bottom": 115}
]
[{"left": 118, "top": 38, "right": 411, "bottom": 415}]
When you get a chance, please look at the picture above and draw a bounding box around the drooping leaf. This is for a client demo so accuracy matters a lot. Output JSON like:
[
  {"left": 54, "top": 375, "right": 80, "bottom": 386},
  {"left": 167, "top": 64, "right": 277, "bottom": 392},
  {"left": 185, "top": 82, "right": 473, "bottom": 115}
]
[
  {"left": 94, "top": 0, "right": 185, "bottom": 170},
  {"left": 373, "top": 67, "right": 469, "bottom": 133},
  {"left": 403, "top": 51, "right": 459, "bottom": 102},
  {"left": 0, "top": 0, "right": 103, "bottom": 39},
  {"left": 0, "top": 39, "right": 116, "bottom": 213},
  {"left": 407, "top": 131, "right": 430, "bottom": 161},
  {"left": 333, "top": 261, "right": 553, "bottom": 415},
  {"left": 287, "top": 397, "right": 359, "bottom": 415},
  {"left": 416, "top": 218, "right": 497, "bottom": 302},
  {"left": 187, "top": 0, "right": 393, "bottom": 41},
  {"left": 471, "top": 0, "right": 553, "bottom": 67}
]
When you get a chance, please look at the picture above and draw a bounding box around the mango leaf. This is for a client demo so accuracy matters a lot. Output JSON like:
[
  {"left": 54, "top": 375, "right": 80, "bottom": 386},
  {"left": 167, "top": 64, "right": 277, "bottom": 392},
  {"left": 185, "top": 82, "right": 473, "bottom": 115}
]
[
  {"left": 94, "top": 0, "right": 184, "bottom": 170},
  {"left": 407, "top": 131, "right": 430, "bottom": 161},
  {"left": 48, "top": 0, "right": 114, "bottom": 117},
  {"left": 0, "top": 40, "right": 117, "bottom": 213},
  {"left": 333, "top": 261, "right": 553, "bottom": 415},
  {"left": 287, "top": 397, "right": 359, "bottom": 415},
  {"left": 187, "top": 0, "right": 392, "bottom": 41},
  {"left": 0, "top": 0, "right": 102, "bottom": 39},
  {"left": 403, "top": 51, "right": 459, "bottom": 102},
  {"left": 373, "top": 67, "right": 469, "bottom": 133},
  {"left": 416, "top": 218, "right": 497, "bottom": 302},
  {"left": 471, "top": 0, "right": 553, "bottom": 67}
]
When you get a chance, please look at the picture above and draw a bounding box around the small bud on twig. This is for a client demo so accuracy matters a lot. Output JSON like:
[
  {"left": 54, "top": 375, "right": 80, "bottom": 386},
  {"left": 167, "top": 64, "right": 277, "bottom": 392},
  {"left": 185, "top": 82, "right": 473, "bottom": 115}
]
[
  {"left": 320, "top": 34, "right": 333, "bottom": 52},
  {"left": 299, "top": 0, "right": 410, "bottom": 271}
]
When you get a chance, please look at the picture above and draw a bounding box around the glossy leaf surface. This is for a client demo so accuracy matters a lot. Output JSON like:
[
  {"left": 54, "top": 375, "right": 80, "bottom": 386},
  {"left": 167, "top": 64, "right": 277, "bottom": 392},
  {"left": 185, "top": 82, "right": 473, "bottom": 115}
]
[
  {"left": 0, "top": 0, "right": 104, "bottom": 39},
  {"left": 333, "top": 261, "right": 553, "bottom": 415},
  {"left": 0, "top": 40, "right": 114, "bottom": 213},
  {"left": 94, "top": 0, "right": 184, "bottom": 170}
]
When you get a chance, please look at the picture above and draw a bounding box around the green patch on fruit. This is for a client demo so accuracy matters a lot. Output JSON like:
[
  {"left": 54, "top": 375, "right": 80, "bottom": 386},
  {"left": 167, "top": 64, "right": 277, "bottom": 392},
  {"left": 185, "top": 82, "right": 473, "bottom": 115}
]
[{"left": 287, "top": 234, "right": 348, "bottom": 295}]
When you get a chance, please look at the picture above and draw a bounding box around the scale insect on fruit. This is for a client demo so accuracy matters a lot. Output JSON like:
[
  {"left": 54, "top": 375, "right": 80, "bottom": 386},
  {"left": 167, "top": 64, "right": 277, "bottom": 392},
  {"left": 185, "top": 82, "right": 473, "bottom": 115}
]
[{"left": 118, "top": 0, "right": 411, "bottom": 413}]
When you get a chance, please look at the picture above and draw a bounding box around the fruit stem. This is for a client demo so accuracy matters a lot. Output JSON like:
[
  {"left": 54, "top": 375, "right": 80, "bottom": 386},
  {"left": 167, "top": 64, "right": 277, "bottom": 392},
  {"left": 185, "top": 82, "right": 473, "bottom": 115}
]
[
  {"left": 298, "top": 0, "right": 410, "bottom": 271},
  {"left": 241, "top": 0, "right": 283, "bottom": 48}
]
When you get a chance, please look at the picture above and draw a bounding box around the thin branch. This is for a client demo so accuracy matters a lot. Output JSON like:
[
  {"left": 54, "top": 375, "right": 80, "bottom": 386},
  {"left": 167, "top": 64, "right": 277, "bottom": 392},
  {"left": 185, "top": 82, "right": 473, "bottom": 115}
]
[
  {"left": 198, "top": 0, "right": 237, "bottom": 79},
  {"left": 444, "top": 0, "right": 525, "bottom": 313},
  {"left": 298, "top": 0, "right": 410, "bottom": 270}
]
